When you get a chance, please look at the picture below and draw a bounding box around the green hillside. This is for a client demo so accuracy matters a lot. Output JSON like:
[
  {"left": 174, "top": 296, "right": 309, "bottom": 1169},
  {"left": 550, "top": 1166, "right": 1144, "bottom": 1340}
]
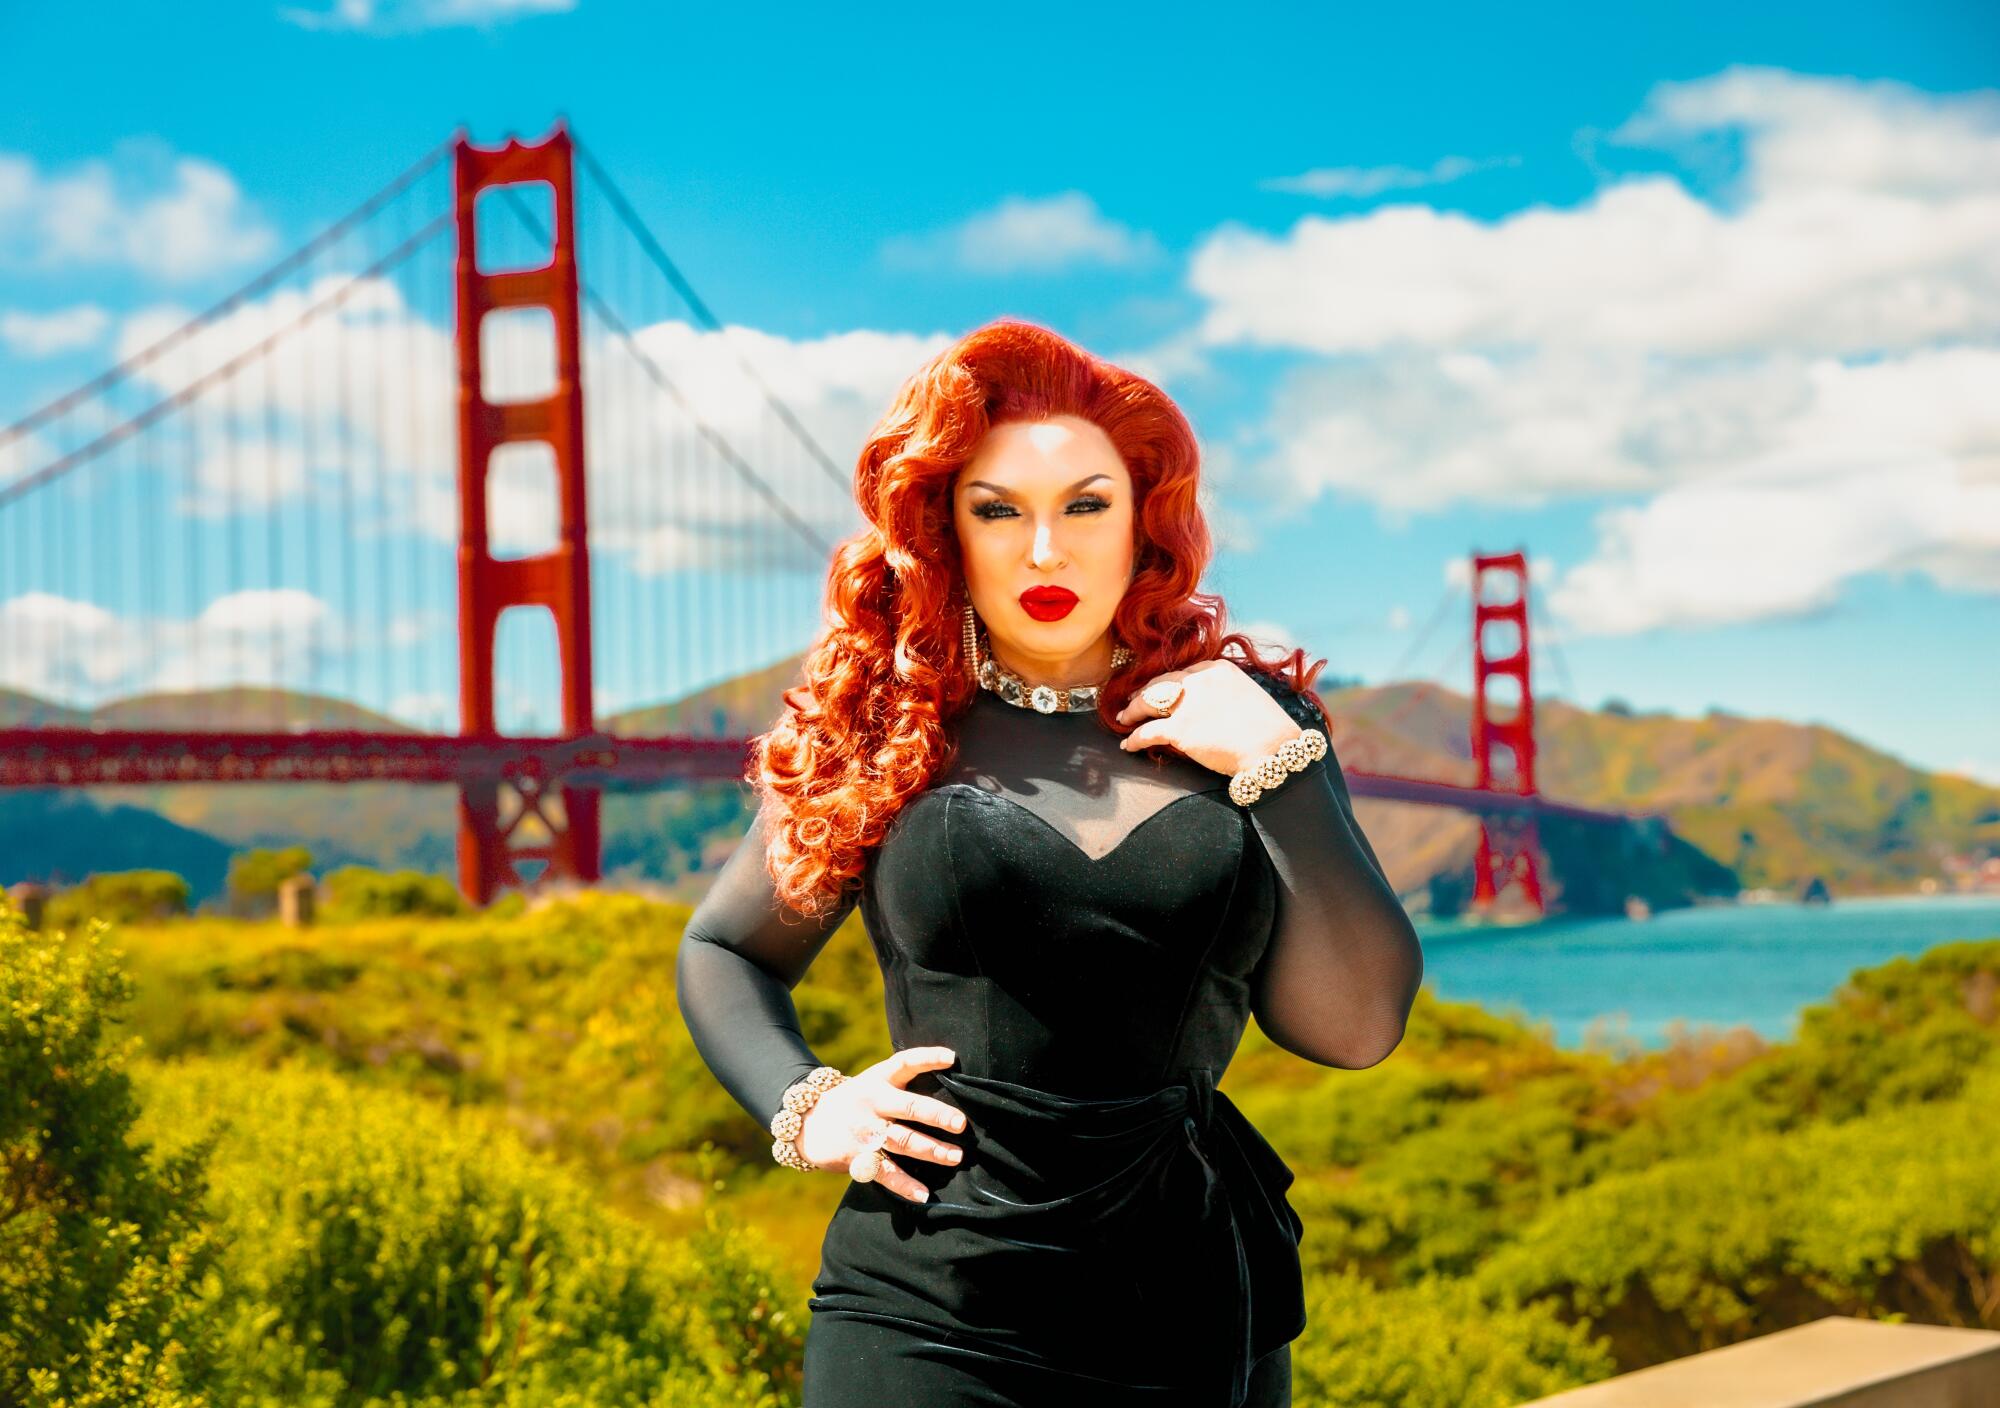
[
  {"left": 89, "top": 684, "right": 418, "bottom": 732},
  {"left": 0, "top": 787, "right": 233, "bottom": 899}
]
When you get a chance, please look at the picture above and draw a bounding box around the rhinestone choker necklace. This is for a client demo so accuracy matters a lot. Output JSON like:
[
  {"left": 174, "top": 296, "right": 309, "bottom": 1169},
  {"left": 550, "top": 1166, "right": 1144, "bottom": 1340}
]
[{"left": 977, "top": 645, "right": 1134, "bottom": 713}]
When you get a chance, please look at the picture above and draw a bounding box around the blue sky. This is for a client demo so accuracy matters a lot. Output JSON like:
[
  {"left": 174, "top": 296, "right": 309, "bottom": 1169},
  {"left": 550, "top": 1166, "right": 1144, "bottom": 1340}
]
[{"left": 1, "top": 1, "right": 1996, "bottom": 783}]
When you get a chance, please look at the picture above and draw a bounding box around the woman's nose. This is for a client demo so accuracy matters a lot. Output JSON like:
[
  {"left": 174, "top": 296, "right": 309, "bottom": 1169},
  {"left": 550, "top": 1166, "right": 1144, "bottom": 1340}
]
[{"left": 1030, "top": 521, "right": 1065, "bottom": 569}]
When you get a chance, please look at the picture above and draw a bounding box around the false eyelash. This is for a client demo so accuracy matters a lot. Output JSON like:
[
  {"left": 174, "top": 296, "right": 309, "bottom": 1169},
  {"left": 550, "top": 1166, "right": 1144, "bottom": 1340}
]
[{"left": 972, "top": 496, "right": 1111, "bottom": 521}]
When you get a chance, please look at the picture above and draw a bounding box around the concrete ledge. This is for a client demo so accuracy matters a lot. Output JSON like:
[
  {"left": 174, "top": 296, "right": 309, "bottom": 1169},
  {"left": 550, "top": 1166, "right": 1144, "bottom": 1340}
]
[{"left": 1517, "top": 1315, "right": 2000, "bottom": 1407}]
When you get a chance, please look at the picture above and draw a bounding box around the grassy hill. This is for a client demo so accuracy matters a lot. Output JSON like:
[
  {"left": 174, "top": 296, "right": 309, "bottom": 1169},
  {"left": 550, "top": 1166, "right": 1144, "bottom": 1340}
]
[{"left": 0, "top": 787, "right": 233, "bottom": 898}]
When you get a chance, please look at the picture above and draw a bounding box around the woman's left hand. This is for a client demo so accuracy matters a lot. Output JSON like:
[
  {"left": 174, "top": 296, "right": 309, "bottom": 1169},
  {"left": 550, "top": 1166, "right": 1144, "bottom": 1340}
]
[{"left": 1115, "top": 659, "right": 1302, "bottom": 778}]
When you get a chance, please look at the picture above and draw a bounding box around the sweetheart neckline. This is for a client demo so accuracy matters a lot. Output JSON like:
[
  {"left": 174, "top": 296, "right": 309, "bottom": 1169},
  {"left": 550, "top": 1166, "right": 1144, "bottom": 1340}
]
[{"left": 933, "top": 781, "right": 1234, "bottom": 865}]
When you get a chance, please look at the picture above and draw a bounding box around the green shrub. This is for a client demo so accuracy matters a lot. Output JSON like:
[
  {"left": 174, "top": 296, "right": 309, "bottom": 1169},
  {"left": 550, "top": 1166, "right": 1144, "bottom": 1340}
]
[
  {"left": 0, "top": 898, "right": 221, "bottom": 1406},
  {"left": 1289, "top": 1267, "right": 1614, "bottom": 1408},
  {"left": 1289, "top": 1072, "right": 1611, "bottom": 1282},
  {"left": 1474, "top": 1060, "right": 2000, "bottom": 1359},
  {"left": 131, "top": 1057, "right": 803, "bottom": 1406},
  {"left": 226, "top": 847, "right": 313, "bottom": 912},
  {"left": 1233, "top": 1061, "right": 1484, "bottom": 1170},
  {"left": 45, "top": 869, "right": 191, "bottom": 929},
  {"left": 106, "top": 893, "right": 885, "bottom": 1180},
  {"left": 323, "top": 866, "right": 468, "bottom": 921}
]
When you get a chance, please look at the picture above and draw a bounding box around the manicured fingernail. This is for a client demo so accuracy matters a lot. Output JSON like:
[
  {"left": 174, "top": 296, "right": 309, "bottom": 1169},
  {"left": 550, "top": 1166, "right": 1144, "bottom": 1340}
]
[
  {"left": 946, "top": 1149, "right": 962, "bottom": 1162},
  {"left": 915, "top": 1188, "right": 928, "bottom": 1201}
]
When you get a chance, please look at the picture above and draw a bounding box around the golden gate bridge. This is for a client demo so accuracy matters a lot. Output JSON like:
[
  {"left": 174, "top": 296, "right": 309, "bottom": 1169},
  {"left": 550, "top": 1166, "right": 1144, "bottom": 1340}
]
[{"left": 0, "top": 122, "right": 1645, "bottom": 914}]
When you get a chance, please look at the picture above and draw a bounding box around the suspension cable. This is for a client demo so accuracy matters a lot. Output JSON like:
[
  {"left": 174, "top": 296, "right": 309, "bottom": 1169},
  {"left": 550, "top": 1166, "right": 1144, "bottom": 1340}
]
[
  {"left": 570, "top": 134, "right": 850, "bottom": 491},
  {"left": 0, "top": 136, "right": 454, "bottom": 452},
  {"left": 0, "top": 211, "right": 453, "bottom": 510},
  {"left": 496, "top": 186, "right": 835, "bottom": 567}
]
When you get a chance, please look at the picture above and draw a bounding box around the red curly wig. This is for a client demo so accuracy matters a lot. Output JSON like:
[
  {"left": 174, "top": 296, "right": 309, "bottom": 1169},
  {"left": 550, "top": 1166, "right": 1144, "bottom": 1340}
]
[{"left": 750, "top": 317, "right": 1330, "bottom": 918}]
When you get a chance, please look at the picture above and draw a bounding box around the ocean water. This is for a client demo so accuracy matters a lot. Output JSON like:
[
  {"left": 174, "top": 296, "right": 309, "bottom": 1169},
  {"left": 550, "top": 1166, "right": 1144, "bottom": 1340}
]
[{"left": 1411, "top": 894, "right": 2000, "bottom": 1051}]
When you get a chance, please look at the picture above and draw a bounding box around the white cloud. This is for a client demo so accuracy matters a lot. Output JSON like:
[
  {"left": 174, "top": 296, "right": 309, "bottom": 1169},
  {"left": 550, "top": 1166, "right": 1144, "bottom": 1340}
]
[
  {"left": 65, "top": 279, "right": 946, "bottom": 582},
  {"left": 279, "top": 0, "right": 574, "bottom": 33},
  {"left": 1548, "top": 349, "right": 2000, "bottom": 634},
  {"left": 882, "top": 192, "right": 1163, "bottom": 276},
  {"left": 1235, "top": 347, "right": 1667, "bottom": 514},
  {"left": 1189, "top": 170, "right": 2000, "bottom": 358},
  {"left": 0, "top": 427, "right": 61, "bottom": 491},
  {"left": 0, "top": 594, "right": 129, "bottom": 697},
  {"left": 576, "top": 319, "right": 952, "bottom": 572},
  {"left": 1103, "top": 325, "right": 1214, "bottom": 387},
  {"left": 1189, "top": 67, "right": 2000, "bottom": 360},
  {"left": 1609, "top": 66, "right": 2000, "bottom": 204},
  {"left": 113, "top": 271, "right": 457, "bottom": 536},
  {"left": 179, "top": 439, "right": 312, "bottom": 512},
  {"left": 0, "top": 139, "right": 276, "bottom": 282},
  {"left": 387, "top": 690, "right": 455, "bottom": 729},
  {"left": 1, "top": 304, "right": 111, "bottom": 357},
  {"left": 0, "top": 588, "right": 348, "bottom": 704},
  {"left": 1259, "top": 154, "right": 1519, "bottom": 199},
  {"left": 1180, "top": 66, "right": 2000, "bottom": 634}
]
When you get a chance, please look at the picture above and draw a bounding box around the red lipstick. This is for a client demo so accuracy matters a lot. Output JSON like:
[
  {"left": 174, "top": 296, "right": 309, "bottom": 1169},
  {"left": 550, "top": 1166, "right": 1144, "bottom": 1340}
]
[{"left": 1018, "top": 586, "right": 1078, "bottom": 621}]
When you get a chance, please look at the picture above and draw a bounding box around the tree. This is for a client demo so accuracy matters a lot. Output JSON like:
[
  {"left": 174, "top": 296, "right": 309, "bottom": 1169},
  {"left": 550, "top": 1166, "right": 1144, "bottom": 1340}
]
[{"left": 225, "top": 846, "right": 314, "bottom": 916}]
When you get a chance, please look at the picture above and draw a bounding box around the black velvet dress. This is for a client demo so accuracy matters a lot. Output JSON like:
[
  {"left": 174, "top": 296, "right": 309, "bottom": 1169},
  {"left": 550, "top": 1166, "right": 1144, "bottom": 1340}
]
[{"left": 676, "top": 667, "right": 1425, "bottom": 1407}]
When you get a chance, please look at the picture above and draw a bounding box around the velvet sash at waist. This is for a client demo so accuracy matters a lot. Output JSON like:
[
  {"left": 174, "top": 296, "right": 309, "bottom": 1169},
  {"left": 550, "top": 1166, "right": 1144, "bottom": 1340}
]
[{"left": 808, "top": 1067, "right": 1306, "bottom": 1408}]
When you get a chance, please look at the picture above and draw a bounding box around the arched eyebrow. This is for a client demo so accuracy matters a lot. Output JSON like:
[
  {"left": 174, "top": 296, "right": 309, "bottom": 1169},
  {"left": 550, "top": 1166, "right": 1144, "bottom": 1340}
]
[{"left": 963, "top": 473, "right": 1112, "bottom": 497}]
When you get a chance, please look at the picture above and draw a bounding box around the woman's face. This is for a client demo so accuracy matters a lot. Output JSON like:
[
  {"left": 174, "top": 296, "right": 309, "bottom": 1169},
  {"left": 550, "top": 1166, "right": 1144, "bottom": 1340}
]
[{"left": 951, "top": 414, "right": 1136, "bottom": 685}]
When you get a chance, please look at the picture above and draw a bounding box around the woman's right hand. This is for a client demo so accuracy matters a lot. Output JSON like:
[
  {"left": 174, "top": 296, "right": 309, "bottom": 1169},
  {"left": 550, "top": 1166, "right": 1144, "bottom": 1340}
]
[{"left": 794, "top": 1045, "right": 966, "bottom": 1202}]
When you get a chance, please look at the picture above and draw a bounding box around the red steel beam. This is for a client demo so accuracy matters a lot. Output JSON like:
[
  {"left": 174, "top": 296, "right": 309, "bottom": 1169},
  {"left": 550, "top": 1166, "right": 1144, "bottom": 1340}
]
[{"left": 0, "top": 729, "right": 746, "bottom": 788}]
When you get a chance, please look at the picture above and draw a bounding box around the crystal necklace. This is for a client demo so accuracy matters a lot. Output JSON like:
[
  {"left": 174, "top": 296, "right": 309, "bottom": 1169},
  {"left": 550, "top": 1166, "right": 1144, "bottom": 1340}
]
[{"left": 977, "top": 643, "right": 1134, "bottom": 713}]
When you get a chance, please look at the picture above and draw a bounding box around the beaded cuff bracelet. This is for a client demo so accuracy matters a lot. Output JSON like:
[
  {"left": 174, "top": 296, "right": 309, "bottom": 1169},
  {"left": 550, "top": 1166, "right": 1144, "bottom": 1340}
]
[
  {"left": 1228, "top": 727, "right": 1330, "bottom": 807},
  {"left": 770, "top": 1065, "right": 847, "bottom": 1171}
]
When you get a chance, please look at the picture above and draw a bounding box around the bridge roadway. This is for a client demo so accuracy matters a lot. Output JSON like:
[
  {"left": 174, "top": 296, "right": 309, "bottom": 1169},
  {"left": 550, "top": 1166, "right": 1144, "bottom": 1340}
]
[{"left": 0, "top": 727, "right": 1634, "bottom": 826}]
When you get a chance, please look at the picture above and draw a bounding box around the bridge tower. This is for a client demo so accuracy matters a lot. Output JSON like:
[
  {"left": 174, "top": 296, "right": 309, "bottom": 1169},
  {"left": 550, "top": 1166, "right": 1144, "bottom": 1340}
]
[
  {"left": 452, "top": 123, "right": 601, "bottom": 905},
  {"left": 1470, "top": 550, "right": 1547, "bottom": 915}
]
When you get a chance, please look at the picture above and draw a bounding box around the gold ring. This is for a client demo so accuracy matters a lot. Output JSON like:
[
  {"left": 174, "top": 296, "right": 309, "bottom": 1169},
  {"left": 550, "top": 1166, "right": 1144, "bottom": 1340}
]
[
  {"left": 848, "top": 1149, "right": 884, "bottom": 1183},
  {"left": 1141, "top": 680, "right": 1184, "bottom": 714}
]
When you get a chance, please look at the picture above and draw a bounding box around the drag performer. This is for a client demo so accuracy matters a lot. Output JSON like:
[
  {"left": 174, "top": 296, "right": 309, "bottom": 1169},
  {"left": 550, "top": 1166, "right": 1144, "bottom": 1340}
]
[{"left": 677, "top": 318, "right": 1425, "bottom": 1406}]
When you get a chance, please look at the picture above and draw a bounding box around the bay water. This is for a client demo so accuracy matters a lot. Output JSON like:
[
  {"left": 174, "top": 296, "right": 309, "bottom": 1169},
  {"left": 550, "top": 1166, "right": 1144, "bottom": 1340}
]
[{"left": 1412, "top": 894, "right": 2000, "bottom": 1051}]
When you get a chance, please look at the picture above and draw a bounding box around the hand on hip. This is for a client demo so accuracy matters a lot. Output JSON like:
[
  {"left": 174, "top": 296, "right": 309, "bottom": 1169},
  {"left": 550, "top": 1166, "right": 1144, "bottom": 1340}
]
[{"left": 798, "top": 1045, "right": 967, "bottom": 1202}]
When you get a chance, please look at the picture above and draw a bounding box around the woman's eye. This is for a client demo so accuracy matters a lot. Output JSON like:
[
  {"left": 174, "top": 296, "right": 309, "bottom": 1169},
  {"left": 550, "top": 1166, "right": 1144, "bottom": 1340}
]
[{"left": 971, "top": 497, "right": 1110, "bottom": 521}]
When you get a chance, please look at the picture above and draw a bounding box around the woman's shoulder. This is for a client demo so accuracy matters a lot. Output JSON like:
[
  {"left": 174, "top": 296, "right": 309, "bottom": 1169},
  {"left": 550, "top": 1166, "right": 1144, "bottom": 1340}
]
[{"left": 1237, "top": 660, "right": 1329, "bottom": 732}]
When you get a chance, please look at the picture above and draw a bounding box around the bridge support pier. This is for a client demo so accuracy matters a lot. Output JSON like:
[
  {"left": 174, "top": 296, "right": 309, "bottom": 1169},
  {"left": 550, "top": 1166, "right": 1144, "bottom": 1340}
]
[
  {"left": 1470, "top": 550, "right": 1548, "bottom": 916},
  {"left": 452, "top": 123, "right": 601, "bottom": 906}
]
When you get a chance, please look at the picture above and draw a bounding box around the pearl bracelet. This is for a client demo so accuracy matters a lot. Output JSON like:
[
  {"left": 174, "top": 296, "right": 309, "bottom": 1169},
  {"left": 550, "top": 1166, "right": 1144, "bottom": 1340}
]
[
  {"left": 770, "top": 1065, "right": 847, "bottom": 1171},
  {"left": 1228, "top": 727, "right": 1329, "bottom": 807}
]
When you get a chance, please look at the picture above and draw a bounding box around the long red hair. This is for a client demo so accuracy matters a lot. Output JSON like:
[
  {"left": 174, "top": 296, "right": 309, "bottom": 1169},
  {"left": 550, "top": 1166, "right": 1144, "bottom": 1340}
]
[{"left": 751, "top": 318, "right": 1328, "bottom": 917}]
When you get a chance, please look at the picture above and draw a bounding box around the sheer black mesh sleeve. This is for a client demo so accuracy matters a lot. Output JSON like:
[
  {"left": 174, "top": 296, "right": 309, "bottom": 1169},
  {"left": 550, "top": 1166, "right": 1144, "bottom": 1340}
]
[
  {"left": 1241, "top": 672, "right": 1426, "bottom": 1068},
  {"left": 674, "top": 801, "right": 860, "bottom": 1128}
]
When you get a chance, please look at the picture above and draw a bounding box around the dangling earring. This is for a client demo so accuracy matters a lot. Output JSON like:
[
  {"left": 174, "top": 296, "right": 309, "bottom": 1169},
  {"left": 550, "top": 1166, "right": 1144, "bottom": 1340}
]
[{"left": 961, "top": 596, "right": 982, "bottom": 685}]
